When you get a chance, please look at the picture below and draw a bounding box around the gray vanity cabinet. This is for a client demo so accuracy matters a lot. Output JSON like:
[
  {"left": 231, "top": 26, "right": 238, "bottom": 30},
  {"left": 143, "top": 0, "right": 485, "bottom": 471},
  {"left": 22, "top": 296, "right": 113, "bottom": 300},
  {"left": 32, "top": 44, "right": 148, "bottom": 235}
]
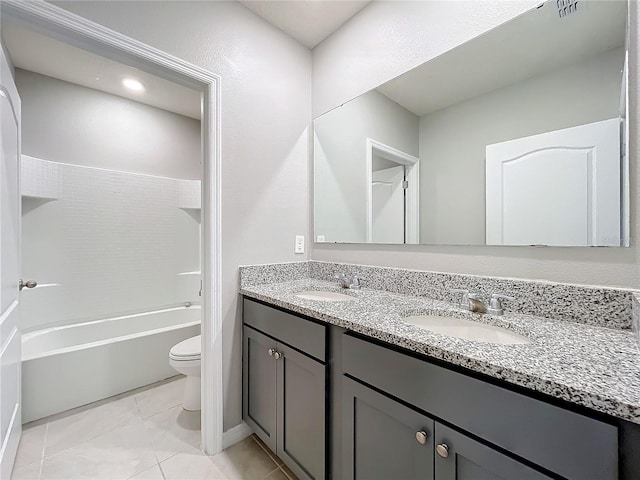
[
  {"left": 342, "top": 333, "right": 618, "bottom": 480},
  {"left": 243, "top": 326, "right": 278, "bottom": 451},
  {"left": 342, "top": 377, "right": 551, "bottom": 480},
  {"left": 434, "top": 424, "right": 551, "bottom": 480},
  {"left": 276, "top": 342, "right": 325, "bottom": 480},
  {"left": 342, "top": 377, "right": 435, "bottom": 480},
  {"left": 243, "top": 299, "right": 327, "bottom": 480}
]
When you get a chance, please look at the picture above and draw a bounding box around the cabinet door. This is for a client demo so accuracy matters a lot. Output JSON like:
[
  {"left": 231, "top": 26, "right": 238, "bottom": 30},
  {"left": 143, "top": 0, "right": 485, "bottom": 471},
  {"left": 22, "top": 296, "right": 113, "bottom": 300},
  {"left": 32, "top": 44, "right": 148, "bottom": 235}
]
[
  {"left": 276, "top": 343, "right": 326, "bottom": 480},
  {"left": 343, "top": 377, "right": 435, "bottom": 480},
  {"left": 243, "top": 326, "right": 277, "bottom": 452},
  {"left": 435, "top": 424, "right": 552, "bottom": 480}
]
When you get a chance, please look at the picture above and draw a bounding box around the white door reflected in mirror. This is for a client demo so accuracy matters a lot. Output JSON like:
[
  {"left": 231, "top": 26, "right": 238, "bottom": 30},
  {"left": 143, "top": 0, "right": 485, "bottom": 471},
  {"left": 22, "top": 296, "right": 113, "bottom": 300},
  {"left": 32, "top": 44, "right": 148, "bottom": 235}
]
[{"left": 485, "top": 118, "right": 621, "bottom": 246}]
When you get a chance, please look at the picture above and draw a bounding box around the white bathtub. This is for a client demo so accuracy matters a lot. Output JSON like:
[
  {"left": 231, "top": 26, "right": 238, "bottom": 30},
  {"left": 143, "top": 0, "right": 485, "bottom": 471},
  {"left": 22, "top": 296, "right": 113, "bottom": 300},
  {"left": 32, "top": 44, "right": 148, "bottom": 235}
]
[{"left": 22, "top": 305, "right": 200, "bottom": 423}]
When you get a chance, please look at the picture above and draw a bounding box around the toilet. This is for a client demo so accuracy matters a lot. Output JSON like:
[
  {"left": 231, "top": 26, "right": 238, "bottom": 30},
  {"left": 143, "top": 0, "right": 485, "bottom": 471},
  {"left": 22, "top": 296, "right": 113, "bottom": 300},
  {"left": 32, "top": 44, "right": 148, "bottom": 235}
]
[{"left": 169, "top": 335, "right": 201, "bottom": 411}]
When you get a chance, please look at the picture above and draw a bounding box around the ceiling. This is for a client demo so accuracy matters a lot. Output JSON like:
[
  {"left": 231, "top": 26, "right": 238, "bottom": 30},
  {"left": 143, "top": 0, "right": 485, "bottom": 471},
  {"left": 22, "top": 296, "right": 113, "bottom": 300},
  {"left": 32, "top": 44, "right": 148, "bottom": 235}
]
[
  {"left": 376, "top": 0, "right": 627, "bottom": 117},
  {"left": 1, "top": 21, "right": 202, "bottom": 120},
  {"left": 239, "top": 0, "right": 370, "bottom": 48},
  {"left": 1, "top": 0, "right": 371, "bottom": 116}
]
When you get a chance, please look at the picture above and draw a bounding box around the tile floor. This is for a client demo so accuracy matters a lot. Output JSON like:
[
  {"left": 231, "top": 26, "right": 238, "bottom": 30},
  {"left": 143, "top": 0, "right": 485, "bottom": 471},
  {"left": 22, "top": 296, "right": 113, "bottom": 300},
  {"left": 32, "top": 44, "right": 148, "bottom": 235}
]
[{"left": 11, "top": 376, "right": 298, "bottom": 480}]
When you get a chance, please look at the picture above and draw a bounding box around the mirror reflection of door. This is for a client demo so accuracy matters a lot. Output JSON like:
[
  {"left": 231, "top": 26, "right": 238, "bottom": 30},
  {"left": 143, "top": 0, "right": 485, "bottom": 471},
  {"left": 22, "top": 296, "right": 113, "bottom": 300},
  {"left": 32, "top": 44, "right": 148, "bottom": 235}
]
[
  {"left": 485, "top": 118, "right": 621, "bottom": 246},
  {"left": 372, "top": 163, "right": 405, "bottom": 243},
  {"left": 366, "top": 139, "right": 420, "bottom": 244}
]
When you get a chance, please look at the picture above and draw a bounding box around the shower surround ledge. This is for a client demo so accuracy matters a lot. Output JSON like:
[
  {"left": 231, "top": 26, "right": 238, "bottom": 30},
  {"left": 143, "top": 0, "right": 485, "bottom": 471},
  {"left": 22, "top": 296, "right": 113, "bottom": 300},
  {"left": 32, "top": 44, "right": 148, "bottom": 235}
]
[{"left": 239, "top": 261, "right": 640, "bottom": 424}]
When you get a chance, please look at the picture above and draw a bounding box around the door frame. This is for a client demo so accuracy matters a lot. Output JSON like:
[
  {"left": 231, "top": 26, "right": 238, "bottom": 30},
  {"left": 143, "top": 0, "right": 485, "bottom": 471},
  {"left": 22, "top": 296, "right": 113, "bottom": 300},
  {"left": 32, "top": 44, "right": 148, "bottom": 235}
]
[
  {"left": 365, "top": 138, "right": 420, "bottom": 244},
  {"left": 1, "top": 1, "right": 224, "bottom": 455}
]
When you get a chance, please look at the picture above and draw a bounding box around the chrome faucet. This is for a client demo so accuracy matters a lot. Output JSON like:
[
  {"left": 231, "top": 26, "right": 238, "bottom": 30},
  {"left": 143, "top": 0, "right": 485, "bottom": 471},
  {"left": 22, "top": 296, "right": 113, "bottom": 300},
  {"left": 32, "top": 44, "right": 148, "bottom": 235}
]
[
  {"left": 335, "top": 273, "right": 363, "bottom": 290},
  {"left": 487, "top": 293, "right": 515, "bottom": 316},
  {"left": 450, "top": 289, "right": 487, "bottom": 313},
  {"left": 450, "top": 289, "right": 514, "bottom": 315}
]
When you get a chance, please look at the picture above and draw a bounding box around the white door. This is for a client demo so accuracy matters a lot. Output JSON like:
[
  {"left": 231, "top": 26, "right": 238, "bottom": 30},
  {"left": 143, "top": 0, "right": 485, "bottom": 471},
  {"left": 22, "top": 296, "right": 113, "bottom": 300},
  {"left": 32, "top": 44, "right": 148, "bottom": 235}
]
[
  {"left": 371, "top": 165, "right": 405, "bottom": 243},
  {"left": 0, "top": 46, "right": 22, "bottom": 478},
  {"left": 486, "top": 118, "right": 620, "bottom": 246}
]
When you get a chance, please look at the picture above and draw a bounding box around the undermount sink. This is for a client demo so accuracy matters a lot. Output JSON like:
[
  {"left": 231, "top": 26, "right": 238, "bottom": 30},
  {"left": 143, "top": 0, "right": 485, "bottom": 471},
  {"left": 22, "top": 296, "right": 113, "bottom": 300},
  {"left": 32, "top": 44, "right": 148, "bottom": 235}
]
[
  {"left": 295, "top": 290, "right": 355, "bottom": 302},
  {"left": 404, "top": 314, "right": 531, "bottom": 345}
]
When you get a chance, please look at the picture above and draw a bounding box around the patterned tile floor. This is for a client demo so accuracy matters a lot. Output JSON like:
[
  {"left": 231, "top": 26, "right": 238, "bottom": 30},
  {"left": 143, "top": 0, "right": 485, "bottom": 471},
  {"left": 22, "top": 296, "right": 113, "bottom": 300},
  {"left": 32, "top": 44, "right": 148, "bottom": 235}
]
[{"left": 11, "top": 376, "right": 297, "bottom": 480}]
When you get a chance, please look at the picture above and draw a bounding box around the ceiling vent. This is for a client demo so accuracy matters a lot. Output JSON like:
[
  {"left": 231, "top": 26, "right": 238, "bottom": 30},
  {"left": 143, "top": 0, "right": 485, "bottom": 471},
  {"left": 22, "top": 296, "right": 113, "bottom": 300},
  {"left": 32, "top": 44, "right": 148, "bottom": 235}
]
[{"left": 557, "top": 0, "right": 579, "bottom": 18}]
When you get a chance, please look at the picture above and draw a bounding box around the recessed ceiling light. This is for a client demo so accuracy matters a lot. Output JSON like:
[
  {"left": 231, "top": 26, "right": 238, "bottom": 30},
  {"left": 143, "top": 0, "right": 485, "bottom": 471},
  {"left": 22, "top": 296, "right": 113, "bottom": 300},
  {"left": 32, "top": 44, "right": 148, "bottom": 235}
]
[{"left": 122, "top": 77, "right": 145, "bottom": 92}]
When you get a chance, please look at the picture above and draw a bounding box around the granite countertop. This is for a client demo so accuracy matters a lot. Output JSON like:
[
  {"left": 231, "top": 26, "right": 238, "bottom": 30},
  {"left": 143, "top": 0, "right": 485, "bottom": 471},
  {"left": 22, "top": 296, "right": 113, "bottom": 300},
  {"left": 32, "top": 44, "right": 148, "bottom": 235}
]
[{"left": 240, "top": 278, "right": 640, "bottom": 425}]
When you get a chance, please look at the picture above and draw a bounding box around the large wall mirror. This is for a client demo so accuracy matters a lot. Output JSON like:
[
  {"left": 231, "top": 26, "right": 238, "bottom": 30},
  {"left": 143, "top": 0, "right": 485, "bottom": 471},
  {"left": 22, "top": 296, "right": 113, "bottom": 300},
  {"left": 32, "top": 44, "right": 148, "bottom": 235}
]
[{"left": 313, "top": 0, "right": 629, "bottom": 247}]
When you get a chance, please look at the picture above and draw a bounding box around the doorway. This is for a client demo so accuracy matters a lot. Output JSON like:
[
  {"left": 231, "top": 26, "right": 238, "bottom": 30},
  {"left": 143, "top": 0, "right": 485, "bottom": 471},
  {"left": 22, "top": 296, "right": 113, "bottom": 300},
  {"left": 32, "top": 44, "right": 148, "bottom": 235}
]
[
  {"left": 366, "top": 138, "right": 420, "bottom": 244},
  {"left": 0, "top": 2, "right": 223, "bottom": 474}
]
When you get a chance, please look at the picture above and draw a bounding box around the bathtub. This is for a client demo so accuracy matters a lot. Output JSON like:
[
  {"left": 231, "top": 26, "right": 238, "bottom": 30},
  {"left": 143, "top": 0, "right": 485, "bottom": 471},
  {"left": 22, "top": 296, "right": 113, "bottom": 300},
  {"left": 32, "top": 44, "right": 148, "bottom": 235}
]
[{"left": 22, "top": 305, "right": 200, "bottom": 423}]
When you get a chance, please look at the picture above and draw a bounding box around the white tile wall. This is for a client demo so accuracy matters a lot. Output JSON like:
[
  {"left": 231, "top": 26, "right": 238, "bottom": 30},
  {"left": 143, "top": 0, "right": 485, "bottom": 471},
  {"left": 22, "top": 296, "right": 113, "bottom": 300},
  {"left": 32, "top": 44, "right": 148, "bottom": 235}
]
[
  {"left": 20, "top": 157, "right": 201, "bottom": 332},
  {"left": 177, "top": 180, "right": 201, "bottom": 210},
  {"left": 21, "top": 155, "right": 63, "bottom": 199}
]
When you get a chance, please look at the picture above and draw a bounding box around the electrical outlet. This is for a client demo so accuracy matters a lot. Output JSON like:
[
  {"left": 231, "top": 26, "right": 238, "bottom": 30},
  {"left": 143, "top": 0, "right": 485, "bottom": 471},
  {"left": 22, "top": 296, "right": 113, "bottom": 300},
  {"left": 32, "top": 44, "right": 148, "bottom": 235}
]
[{"left": 295, "top": 235, "right": 305, "bottom": 254}]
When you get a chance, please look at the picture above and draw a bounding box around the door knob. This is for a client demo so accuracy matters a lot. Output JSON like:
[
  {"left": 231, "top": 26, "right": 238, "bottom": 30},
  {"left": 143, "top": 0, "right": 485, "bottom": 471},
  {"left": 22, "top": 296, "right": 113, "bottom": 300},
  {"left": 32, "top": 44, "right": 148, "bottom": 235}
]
[
  {"left": 268, "top": 348, "right": 276, "bottom": 356},
  {"left": 19, "top": 279, "right": 37, "bottom": 291},
  {"left": 415, "top": 431, "right": 428, "bottom": 445},
  {"left": 436, "top": 443, "right": 449, "bottom": 458}
]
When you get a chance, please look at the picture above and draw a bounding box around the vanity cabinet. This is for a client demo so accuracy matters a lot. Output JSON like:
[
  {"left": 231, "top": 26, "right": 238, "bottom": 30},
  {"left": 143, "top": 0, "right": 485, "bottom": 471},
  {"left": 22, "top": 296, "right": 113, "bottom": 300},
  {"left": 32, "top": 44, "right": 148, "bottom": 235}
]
[
  {"left": 342, "top": 333, "right": 618, "bottom": 480},
  {"left": 343, "top": 377, "right": 552, "bottom": 480},
  {"left": 242, "top": 297, "right": 634, "bottom": 480},
  {"left": 343, "top": 377, "right": 435, "bottom": 480},
  {"left": 243, "top": 299, "right": 327, "bottom": 480},
  {"left": 433, "top": 424, "right": 552, "bottom": 480}
]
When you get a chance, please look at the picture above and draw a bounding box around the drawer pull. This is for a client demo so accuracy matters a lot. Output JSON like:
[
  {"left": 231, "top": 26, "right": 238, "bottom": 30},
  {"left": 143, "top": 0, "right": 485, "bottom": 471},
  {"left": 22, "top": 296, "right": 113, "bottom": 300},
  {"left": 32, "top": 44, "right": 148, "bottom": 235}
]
[
  {"left": 415, "top": 431, "right": 428, "bottom": 445},
  {"left": 268, "top": 348, "right": 276, "bottom": 356},
  {"left": 436, "top": 443, "right": 449, "bottom": 458},
  {"left": 274, "top": 351, "right": 282, "bottom": 360}
]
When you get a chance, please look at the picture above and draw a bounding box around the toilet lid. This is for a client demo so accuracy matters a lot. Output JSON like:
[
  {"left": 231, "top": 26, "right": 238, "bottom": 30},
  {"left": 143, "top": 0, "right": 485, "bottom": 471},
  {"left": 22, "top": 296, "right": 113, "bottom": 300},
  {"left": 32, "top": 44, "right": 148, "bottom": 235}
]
[{"left": 170, "top": 335, "right": 201, "bottom": 360}]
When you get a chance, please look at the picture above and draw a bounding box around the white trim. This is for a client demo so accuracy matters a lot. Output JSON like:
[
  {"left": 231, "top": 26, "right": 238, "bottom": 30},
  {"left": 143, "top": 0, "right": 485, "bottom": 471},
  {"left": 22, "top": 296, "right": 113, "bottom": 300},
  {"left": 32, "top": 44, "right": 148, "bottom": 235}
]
[
  {"left": 222, "top": 422, "right": 253, "bottom": 450},
  {"left": 365, "top": 138, "right": 420, "bottom": 244},
  {"left": 1, "top": 1, "right": 224, "bottom": 456},
  {"left": 0, "top": 402, "right": 21, "bottom": 480}
]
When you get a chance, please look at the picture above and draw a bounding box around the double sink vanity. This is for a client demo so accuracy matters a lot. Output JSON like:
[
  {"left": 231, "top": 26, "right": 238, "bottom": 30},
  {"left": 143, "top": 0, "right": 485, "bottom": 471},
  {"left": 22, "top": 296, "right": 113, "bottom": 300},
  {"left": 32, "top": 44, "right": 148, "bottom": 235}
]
[
  {"left": 240, "top": 261, "right": 640, "bottom": 480},
  {"left": 240, "top": 2, "right": 637, "bottom": 479}
]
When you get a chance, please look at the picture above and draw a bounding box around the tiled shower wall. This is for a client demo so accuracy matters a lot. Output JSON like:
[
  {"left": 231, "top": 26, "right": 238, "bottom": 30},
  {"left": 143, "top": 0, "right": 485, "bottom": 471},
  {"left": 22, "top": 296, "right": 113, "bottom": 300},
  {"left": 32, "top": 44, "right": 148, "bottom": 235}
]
[{"left": 21, "top": 156, "right": 201, "bottom": 332}]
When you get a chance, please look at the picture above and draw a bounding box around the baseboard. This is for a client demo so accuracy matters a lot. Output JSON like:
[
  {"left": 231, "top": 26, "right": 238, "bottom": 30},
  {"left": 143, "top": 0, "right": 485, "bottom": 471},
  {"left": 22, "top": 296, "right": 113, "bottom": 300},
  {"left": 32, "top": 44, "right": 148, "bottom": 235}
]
[{"left": 222, "top": 421, "right": 253, "bottom": 449}]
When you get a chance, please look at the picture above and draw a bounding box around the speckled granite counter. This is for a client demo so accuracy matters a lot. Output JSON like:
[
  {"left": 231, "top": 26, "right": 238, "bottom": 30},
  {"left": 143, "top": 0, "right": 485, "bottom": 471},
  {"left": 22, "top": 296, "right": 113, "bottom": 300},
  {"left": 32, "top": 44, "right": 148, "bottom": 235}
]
[{"left": 240, "top": 278, "right": 640, "bottom": 425}]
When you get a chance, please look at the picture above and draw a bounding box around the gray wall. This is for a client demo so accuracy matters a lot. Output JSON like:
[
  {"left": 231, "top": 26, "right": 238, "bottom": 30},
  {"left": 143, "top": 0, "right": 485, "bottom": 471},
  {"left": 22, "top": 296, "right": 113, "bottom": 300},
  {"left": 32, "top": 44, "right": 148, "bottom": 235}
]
[
  {"left": 314, "top": 89, "right": 418, "bottom": 243},
  {"left": 16, "top": 69, "right": 201, "bottom": 179},
  {"left": 54, "top": 0, "right": 312, "bottom": 431},
  {"left": 419, "top": 48, "right": 624, "bottom": 244},
  {"left": 312, "top": 0, "right": 639, "bottom": 289}
]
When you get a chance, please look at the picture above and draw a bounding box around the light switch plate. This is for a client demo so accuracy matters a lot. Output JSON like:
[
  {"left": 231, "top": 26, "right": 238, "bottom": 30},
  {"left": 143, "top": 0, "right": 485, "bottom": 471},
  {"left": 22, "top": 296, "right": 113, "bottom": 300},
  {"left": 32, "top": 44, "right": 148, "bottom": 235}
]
[{"left": 295, "top": 235, "right": 304, "bottom": 254}]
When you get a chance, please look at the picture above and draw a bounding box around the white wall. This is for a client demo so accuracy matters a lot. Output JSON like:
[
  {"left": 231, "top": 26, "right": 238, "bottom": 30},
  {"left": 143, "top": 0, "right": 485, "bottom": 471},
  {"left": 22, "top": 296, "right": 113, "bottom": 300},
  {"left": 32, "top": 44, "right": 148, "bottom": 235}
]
[
  {"left": 52, "top": 0, "right": 311, "bottom": 430},
  {"left": 311, "top": 0, "right": 639, "bottom": 289},
  {"left": 420, "top": 48, "right": 624, "bottom": 244},
  {"left": 16, "top": 69, "right": 201, "bottom": 179},
  {"left": 314, "top": 89, "right": 418, "bottom": 243}
]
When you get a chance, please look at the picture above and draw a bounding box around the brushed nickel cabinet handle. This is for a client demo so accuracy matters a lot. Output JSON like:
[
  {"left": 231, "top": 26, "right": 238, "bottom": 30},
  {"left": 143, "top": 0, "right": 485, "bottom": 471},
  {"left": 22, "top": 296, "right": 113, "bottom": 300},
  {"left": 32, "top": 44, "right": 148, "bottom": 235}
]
[
  {"left": 436, "top": 443, "right": 449, "bottom": 458},
  {"left": 415, "top": 431, "right": 428, "bottom": 445}
]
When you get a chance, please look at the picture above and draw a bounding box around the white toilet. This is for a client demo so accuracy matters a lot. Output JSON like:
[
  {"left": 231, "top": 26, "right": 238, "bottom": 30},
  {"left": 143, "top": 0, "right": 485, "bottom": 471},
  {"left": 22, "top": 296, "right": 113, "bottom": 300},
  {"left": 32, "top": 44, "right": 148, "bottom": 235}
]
[{"left": 169, "top": 335, "right": 201, "bottom": 411}]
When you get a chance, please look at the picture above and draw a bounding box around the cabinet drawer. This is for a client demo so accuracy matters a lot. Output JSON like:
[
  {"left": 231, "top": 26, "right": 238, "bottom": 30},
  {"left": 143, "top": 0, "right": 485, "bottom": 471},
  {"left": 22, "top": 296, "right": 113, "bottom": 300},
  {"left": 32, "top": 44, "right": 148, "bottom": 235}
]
[
  {"left": 243, "top": 298, "right": 326, "bottom": 362},
  {"left": 342, "top": 334, "right": 618, "bottom": 480}
]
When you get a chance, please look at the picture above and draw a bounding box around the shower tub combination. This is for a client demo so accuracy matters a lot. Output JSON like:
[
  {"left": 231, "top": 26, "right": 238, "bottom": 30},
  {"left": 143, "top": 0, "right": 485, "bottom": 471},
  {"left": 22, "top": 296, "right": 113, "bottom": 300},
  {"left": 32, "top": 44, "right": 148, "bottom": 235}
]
[{"left": 22, "top": 305, "right": 200, "bottom": 423}]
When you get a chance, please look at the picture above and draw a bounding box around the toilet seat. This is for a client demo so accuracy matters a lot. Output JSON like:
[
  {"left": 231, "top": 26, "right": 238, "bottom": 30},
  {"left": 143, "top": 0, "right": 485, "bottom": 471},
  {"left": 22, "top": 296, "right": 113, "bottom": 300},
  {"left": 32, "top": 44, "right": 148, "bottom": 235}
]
[{"left": 169, "top": 335, "right": 201, "bottom": 361}]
